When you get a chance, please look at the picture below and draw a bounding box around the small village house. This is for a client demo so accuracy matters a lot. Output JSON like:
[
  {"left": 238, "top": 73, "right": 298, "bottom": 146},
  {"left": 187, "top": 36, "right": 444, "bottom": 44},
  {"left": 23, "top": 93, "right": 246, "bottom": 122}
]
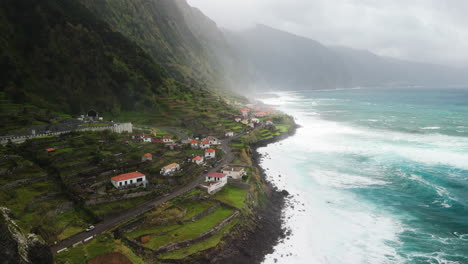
[
  {"left": 200, "top": 140, "right": 210, "bottom": 149},
  {"left": 248, "top": 122, "right": 255, "bottom": 128},
  {"left": 221, "top": 166, "right": 246, "bottom": 180},
  {"left": 190, "top": 140, "right": 199, "bottom": 149},
  {"left": 160, "top": 163, "right": 180, "bottom": 176},
  {"left": 241, "top": 119, "right": 249, "bottom": 125},
  {"left": 192, "top": 156, "right": 204, "bottom": 165},
  {"left": 266, "top": 120, "right": 274, "bottom": 126},
  {"left": 205, "top": 148, "right": 216, "bottom": 159},
  {"left": 46, "top": 148, "right": 56, "bottom": 153},
  {"left": 251, "top": 118, "right": 260, "bottom": 124},
  {"left": 142, "top": 153, "right": 152, "bottom": 162},
  {"left": 240, "top": 108, "right": 250, "bottom": 117},
  {"left": 225, "top": 130, "right": 234, "bottom": 137},
  {"left": 254, "top": 112, "right": 267, "bottom": 117},
  {"left": 202, "top": 172, "right": 227, "bottom": 194},
  {"left": 235, "top": 117, "right": 242, "bottom": 122},
  {"left": 206, "top": 136, "right": 219, "bottom": 145},
  {"left": 163, "top": 136, "right": 173, "bottom": 143},
  {"left": 152, "top": 137, "right": 163, "bottom": 144},
  {"left": 132, "top": 133, "right": 145, "bottom": 141},
  {"left": 111, "top": 172, "right": 146, "bottom": 188},
  {"left": 143, "top": 136, "right": 152, "bottom": 143}
]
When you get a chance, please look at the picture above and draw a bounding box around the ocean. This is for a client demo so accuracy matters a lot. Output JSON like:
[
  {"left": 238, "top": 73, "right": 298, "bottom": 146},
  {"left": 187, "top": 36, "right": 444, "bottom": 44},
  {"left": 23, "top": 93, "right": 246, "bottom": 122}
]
[{"left": 258, "top": 88, "right": 468, "bottom": 264}]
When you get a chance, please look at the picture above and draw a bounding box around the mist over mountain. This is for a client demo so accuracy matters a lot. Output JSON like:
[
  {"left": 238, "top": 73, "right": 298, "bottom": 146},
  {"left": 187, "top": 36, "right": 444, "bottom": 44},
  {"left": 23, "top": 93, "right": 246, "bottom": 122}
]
[{"left": 225, "top": 24, "right": 468, "bottom": 91}]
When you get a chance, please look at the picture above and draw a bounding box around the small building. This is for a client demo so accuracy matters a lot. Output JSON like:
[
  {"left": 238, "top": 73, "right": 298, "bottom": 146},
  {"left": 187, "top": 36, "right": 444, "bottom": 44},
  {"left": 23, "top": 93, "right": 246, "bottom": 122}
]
[
  {"left": 266, "top": 120, "right": 274, "bottom": 126},
  {"left": 152, "top": 137, "right": 163, "bottom": 144},
  {"left": 221, "top": 166, "right": 246, "bottom": 180},
  {"left": 163, "top": 136, "right": 173, "bottom": 143},
  {"left": 142, "top": 153, "right": 152, "bottom": 162},
  {"left": 111, "top": 172, "right": 146, "bottom": 188},
  {"left": 205, "top": 148, "right": 216, "bottom": 159},
  {"left": 240, "top": 108, "right": 250, "bottom": 117},
  {"left": 251, "top": 118, "right": 260, "bottom": 124},
  {"left": 132, "top": 133, "right": 145, "bottom": 141},
  {"left": 202, "top": 172, "right": 227, "bottom": 194},
  {"left": 234, "top": 117, "right": 242, "bottom": 122},
  {"left": 206, "top": 136, "right": 219, "bottom": 145},
  {"left": 192, "top": 156, "right": 204, "bottom": 165},
  {"left": 160, "top": 163, "right": 180, "bottom": 176},
  {"left": 200, "top": 140, "right": 210, "bottom": 149},
  {"left": 225, "top": 130, "right": 234, "bottom": 137},
  {"left": 190, "top": 140, "right": 199, "bottom": 149},
  {"left": 241, "top": 119, "right": 248, "bottom": 125},
  {"left": 254, "top": 112, "right": 266, "bottom": 117},
  {"left": 46, "top": 148, "right": 56, "bottom": 153},
  {"left": 143, "top": 136, "right": 152, "bottom": 143},
  {"left": 248, "top": 122, "right": 255, "bottom": 128}
]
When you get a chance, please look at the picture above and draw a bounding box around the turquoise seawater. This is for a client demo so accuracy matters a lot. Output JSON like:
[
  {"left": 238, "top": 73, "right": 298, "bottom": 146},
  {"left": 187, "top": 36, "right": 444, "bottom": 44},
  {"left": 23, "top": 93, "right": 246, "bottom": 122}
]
[{"left": 259, "top": 88, "right": 468, "bottom": 264}]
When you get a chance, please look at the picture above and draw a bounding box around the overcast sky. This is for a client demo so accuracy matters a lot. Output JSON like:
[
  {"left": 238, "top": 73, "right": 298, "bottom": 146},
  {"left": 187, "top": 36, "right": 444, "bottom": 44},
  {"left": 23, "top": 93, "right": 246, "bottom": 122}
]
[{"left": 187, "top": 0, "right": 468, "bottom": 67}]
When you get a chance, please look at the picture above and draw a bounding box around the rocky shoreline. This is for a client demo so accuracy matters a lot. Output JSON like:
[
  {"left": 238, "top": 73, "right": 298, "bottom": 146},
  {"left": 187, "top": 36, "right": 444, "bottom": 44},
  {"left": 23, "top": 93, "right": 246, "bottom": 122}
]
[{"left": 184, "top": 124, "right": 300, "bottom": 264}]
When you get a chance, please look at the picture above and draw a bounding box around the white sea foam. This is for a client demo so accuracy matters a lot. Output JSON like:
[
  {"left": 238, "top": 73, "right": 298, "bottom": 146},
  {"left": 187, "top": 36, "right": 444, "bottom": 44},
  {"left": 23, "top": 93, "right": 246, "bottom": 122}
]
[{"left": 421, "top": 126, "right": 441, "bottom": 130}]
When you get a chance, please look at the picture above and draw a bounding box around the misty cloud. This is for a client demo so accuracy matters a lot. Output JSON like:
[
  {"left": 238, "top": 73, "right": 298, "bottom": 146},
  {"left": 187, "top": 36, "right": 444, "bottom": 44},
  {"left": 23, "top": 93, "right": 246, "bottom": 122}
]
[{"left": 187, "top": 0, "right": 468, "bottom": 66}]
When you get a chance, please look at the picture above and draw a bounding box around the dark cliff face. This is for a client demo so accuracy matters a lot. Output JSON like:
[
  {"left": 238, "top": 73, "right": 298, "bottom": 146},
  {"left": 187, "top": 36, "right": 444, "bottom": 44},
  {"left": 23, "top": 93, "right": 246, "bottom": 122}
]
[{"left": 0, "top": 208, "right": 53, "bottom": 264}]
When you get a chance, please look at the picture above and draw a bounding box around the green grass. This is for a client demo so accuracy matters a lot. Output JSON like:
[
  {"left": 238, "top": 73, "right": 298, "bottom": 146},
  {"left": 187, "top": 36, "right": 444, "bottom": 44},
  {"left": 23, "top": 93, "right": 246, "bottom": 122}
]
[
  {"left": 127, "top": 206, "right": 234, "bottom": 250},
  {"left": 179, "top": 200, "right": 217, "bottom": 220},
  {"left": 55, "top": 234, "right": 144, "bottom": 264},
  {"left": 87, "top": 195, "right": 151, "bottom": 217},
  {"left": 212, "top": 186, "right": 247, "bottom": 209},
  {"left": 159, "top": 219, "right": 238, "bottom": 259}
]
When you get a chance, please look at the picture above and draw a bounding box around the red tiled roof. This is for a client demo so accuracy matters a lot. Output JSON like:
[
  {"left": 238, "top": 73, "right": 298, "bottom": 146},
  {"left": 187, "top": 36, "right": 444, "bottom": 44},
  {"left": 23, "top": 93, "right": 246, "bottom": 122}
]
[
  {"left": 193, "top": 156, "right": 203, "bottom": 161},
  {"left": 190, "top": 140, "right": 198, "bottom": 144},
  {"left": 162, "top": 163, "right": 179, "bottom": 170},
  {"left": 202, "top": 141, "right": 209, "bottom": 145},
  {"left": 144, "top": 153, "right": 152, "bottom": 157},
  {"left": 112, "top": 172, "right": 145, "bottom": 182},
  {"left": 46, "top": 148, "right": 55, "bottom": 152},
  {"left": 206, "top": 172, "right": 226, "bottom": 178},
  {"left": 163, "top": 136, "right": 171, "bottom": 139},
  {"left": 205, "top": 148, "right": 215, "bottom": 153},
  {"left": 240, "top": 108, "right": 250, "bottom": 111}
]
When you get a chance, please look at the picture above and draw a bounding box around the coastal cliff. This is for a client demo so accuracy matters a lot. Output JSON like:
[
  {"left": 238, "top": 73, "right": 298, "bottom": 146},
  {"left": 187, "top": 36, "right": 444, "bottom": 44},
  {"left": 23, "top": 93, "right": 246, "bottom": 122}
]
[{"left": 0, "top": 207, "right": 53, "bottom": 264}]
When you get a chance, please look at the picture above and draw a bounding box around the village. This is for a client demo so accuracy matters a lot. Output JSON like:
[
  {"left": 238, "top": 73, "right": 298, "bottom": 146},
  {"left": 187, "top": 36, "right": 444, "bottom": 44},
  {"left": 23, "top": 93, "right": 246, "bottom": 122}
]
[{"left": 1, "top": 98, "right": 295, "bottom": 263}]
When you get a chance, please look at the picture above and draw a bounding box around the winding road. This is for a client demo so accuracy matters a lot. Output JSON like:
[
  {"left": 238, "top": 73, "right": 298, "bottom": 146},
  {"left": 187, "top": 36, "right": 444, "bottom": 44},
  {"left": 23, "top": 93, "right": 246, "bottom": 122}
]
[{"left": 51, "top": 127, "right": 245, "bottom": 254}]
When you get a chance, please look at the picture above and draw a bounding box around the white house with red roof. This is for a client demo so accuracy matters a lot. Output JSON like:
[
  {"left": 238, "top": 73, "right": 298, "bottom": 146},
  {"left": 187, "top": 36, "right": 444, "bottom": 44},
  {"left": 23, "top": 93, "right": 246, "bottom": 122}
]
[
  {"left": 205, "top": 148, "right": 216, "bottom": 159},
  {"left": 111, "top": 172, "right": 146, "bottom": 188},
  {"left": 251, "top": 118, "right": 260, "bottom": 124},
  {"left": 132, "top": 133, "right": 144, "bottom": 140},
  {"left": 190, "top": 140, "right": 199, "bottom": 149},
  {"left": 225, "top": 130, "right": 234, "bottom": 137},
  {"left": 143, "top": 136, "right": 152, "bottom": 143},
  {"left": 248, "top": 122, "right": 255, "bottom": 128},
  {"left": 240, "top": 108, "right": 250, "bottom": 117},
  {"left": 160, "top": 163, "right": 180, "bottom": 176},
  {"left": 192, "top": 156, "right": 204, "bottom": 165},
  {"left": 234, "top": 117, "right": 242, "bottom": 122},
  {"left": 141, "top": 153, "right": 152, "bottom": 162},
  {"left": 200, "top": 140, "right": 210, "bottom": 149},
  {"left": 202, "top": 172, "right": 227, "bottom": 194},
  {"left": 206, "top": 136, "right": 219, "bottom": 145}
]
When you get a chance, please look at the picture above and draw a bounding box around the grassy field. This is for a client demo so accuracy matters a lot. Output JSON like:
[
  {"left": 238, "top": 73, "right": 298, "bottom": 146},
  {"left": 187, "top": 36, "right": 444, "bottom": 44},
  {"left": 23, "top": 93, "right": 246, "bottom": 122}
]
[
  {"left": 159, "top": 219, "right": 239, "bottom": 260},
  {"left": 127, "top": 206, "right": 234, "bottom": 250},
  {"left": 212, "top": 186, "right": 248, "bottom": 209},
  {"left": 55, "top": 233, "right": 145, "bottom": 264}
]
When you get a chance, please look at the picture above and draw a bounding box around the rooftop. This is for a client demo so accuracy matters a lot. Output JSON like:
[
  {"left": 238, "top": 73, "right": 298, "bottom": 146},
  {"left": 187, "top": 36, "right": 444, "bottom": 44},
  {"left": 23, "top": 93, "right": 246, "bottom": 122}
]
[
  {"left": 206, "top": 172, "right": 226, "bottom": 178},
  {"left": 112, "top": 172, "right": 145, "bottom": 182}
]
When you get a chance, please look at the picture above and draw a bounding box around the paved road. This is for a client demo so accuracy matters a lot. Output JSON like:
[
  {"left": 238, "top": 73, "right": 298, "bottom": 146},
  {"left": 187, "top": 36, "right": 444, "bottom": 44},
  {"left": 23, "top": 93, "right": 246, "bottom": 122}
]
[{"left": 51, "top": 128, "right": 243, "bottom": 254}]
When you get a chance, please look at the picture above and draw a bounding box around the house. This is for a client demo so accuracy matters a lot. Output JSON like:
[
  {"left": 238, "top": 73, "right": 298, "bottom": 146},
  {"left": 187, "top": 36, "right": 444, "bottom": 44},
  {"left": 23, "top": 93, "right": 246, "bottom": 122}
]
[
  {"left": 190, "top": 140, "right": 199, "bottom": 149},
  {"left": 142, "top": 153, "right": 152, "bottom": 162},
  {"left": 251, "top": 118, "right": 260, "bottom": 124},
  {"left": 254, "top": 112, "right": 267, "bottom": 117},
  {"left": 111, "top": 172, "right": 146, "bottom": 188},
  {"left": 152, "top": 137, "right": 163, "bottom": 144},
  {"left": 206, "top": 136, "right": 219, "bottom": 145},
  {"left": 266, "top": 120, "right": 274, "bottom": 126},
  {"left": 143, "top": 136, "right": 152, "bottom": 143},
  {"left": 225, "top": 130, "right": 234, "bottom": 137},
  {"left": 46, "top": 148, "right": 56, "bottom": 153},
  {"left": 234, "top": 117, "right": 242, "bottom": 122},
  {"left": 241, "top": 119, "right": 249, "bottom": 125},
  {"left": 248, "top": 122, "right": 255, "bottom": 128},
  {"left": 200, "top": 140, "right": 210, "bottom": 149},
  {"left": 160, "top": 163, "right": 180, "bottom": 176},
  {"left": 240, "top": 108, "right": 250, "bottom": 117},
  {"left": 163, "top": 136, "right": 173, "bottom": 143},
  {"left": 192, "top": 156, "right": 204, "bottom": 165},
  {"left": 221, "top": 166, "right": 246, "bottom": 180},
  {"left": 132, "top": 133, "right": 145, "bottom": 141},
  {"left": 202, "top": 172, "right": 227, "bottom": 194},
  {"left": 205, "top": 148, "right": 216, "bottom": 159}
]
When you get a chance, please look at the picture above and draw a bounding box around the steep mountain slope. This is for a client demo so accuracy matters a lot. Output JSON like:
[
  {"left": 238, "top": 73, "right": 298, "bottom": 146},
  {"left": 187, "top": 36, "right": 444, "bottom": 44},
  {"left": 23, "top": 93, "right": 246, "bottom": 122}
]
[
  {"left": 227, "top": 24, "right": 468, "bottom": 90},
  {"left": 78, "top": 0, "right": 227, "bottom": 90}
]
